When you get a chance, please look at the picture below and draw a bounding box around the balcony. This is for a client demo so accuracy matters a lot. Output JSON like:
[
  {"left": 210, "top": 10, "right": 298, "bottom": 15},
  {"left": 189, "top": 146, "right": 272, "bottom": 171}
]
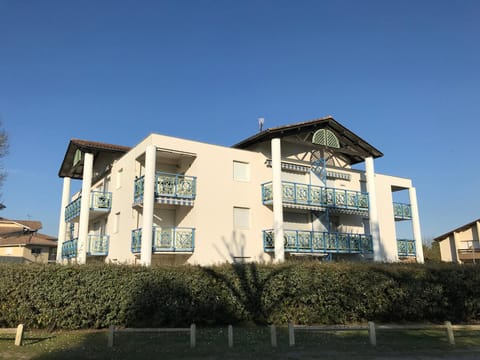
[
  {"left": 87, "top": 235, "right": 109, "bottom": 256},
  {"left": 397, "top": 239, "right": 416, "bottom": 257},
  {"left": 262, "top": 181, "right": 368, "bottom": 213},
  {"left": 133, "top": 172, "right": 196, "bottom": 206},
  {"left": 131, "top": 227, "right": 195, "bottom": 253},
  {"left": 263, "top": 229, "right": 373, "bottom": 254},
  {"left": 61, "top": 239, "right": 78, "bottom": 259},
  {"left": 393, "top": 202, "right": 412, "bottom": 221},
  {"left": 458, "top": 247, "right": 480, "bottom": 262},
  {"left": 65, "top": 191, "right": 112, "bottom": 222}
]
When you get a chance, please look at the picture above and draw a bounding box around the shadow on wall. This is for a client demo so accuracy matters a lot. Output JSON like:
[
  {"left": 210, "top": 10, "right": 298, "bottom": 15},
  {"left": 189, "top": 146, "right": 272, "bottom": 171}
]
[
  {"left": 205, "top": 231, "right": 292, "bottom": 325},
  {"left": 213, "top": 231, "right": 248, "bottom": 263}
]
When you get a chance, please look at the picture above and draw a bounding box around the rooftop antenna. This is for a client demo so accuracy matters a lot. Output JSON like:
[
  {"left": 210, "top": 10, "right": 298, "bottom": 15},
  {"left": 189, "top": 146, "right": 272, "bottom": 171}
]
[{"left": 258, "top": 117, "right": 265, "bottom": 132}]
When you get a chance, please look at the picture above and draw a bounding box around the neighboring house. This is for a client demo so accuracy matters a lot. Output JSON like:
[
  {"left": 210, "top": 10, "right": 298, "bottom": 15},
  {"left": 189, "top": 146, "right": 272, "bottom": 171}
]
[
  {"left": 56, "top": 116, "right": 424, "bottom": 266},
  {"left": 0, "top": 218, "right": 57, "bottom": 263},
  {"left": 434, "top": 219, "right": 480, "bottom": 263}
]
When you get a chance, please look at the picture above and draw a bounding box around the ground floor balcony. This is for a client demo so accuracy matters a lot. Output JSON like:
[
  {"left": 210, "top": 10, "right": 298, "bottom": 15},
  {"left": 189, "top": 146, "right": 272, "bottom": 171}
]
[
  {"left": 263, "top": 229, "right": 373, "bottom": 254},
  {"left": 65, "top": 191, "right": 112, "bottom": 222},
  {"left": 61, "top": 239, "right": 78, "bottom": 259},
  {"left": 393, "top": 202, "right": 412, "bottom": 221},
  {"left": 131, "top": 227, "right": 195, "bottom": 253},
  {"left": 87, "top": 235, "right": 109, "bottom": 256},
  {"left": 397, "top": 239, "right": 416, "bottom": 257},
  {"left": 133, "top": 172, "right": 196, "bottom": 206},
  {"left": 262, "top": 181, "right": 369, "bottom": 214},
  {"left": 458, "top": 248, "right": 480, "bottom": 263}
]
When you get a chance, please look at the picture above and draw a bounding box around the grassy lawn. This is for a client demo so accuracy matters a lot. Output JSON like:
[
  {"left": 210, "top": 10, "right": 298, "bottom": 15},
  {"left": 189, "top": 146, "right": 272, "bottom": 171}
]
[{"left": 1, "top": 326, "right": 480, "bottom": 359}]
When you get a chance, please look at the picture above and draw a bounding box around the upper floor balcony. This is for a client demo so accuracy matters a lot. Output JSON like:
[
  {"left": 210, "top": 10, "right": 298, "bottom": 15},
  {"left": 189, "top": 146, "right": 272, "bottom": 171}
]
[
  {"left": 131, "top": 226, "right": 195, "bottom": 253},
  {"left": 133, "top": 172, "right": 196, "bottom": 207},
  {"left": 397, "top": 238, "right": 416, "bottom": 257},
  {"left": 262, "top": 181, "right": 369, "bottom": 214},
  {"left": 263, "top": 229, "right": 373, "bottom": 254},
  {"left": 65, "top": 191, "right": 112, "bottom": 222},
  {"left": 393, "top": 202, "right": 412, "bottom": 221}
]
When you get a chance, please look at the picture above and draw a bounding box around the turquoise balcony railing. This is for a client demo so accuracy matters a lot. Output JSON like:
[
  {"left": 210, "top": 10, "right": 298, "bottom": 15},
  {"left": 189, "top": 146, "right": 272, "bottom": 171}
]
[
  {"left": 131, "top": 227, "right": 195, "bottom": 253},
  {"left": 65, "top": 198, "right": 81, "bottom": 222},
  {"left": 393, "top": 202, "right": 412, "bottom": 220},
  {"left": 131, "top": 228, "right": 142, "bottom": 253},
  {"left": 61, "top": 238, "right": 78, "bottom": 259},
  {"left": 87, "top": 235, "right": 109, "bottom": 256},
  {"left": 133, "top": 172, "right": 197, "bottom": 204},
  {"left": 262, "top": 181, "right": 368, "bottom": 212},
  {"left": 263, "top": 229, "right": 373, "bottom": 254},
  {"left": 397, "top": 238, "right": 416, "bottom": 257},
  {"left": 64, "top": 191, "right": 112, "bottom": 222}
]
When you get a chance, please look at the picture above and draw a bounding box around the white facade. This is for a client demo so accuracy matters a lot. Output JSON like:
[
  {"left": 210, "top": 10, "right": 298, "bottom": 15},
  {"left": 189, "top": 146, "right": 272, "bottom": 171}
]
[{"left": 57, "top": 117, "right": 424, "bottom": 265}]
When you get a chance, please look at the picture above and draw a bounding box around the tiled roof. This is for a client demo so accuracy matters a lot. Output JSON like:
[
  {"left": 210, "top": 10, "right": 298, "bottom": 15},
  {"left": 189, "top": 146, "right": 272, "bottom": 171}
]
[
  {"left": 434, "top": 218, "right": 480, "bottom": 242},
  {"left": 70, "top": 139, "right": 131, "bottom": 153},
  {"left": 0, "top": 232, "right": 57, "bottom": 247},
  {"left": 0, "top": 218, "right": 43, "bottom": 234},
  {"left": 233, "top": 116, "right": 383, "bottom": 164},
  {"left": 59, "top": 138, "right": 131, "bottom": 178}
]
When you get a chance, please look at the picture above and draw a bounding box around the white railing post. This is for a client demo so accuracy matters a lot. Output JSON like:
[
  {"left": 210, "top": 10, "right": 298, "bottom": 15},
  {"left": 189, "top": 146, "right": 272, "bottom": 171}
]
[
  {"left": 288, "top": 322, "right": 295, "bottom": 346},
  {"left": 228, "top": 325, "right": 233, "bottom": 348},
  {"left": 368, "top": 321, "right": 376, "bottom": 346},
  {"left": 108, "top": 325, "right": 115, "bottom": 347},
  {"left": 14, "top": 324, "right": 24, "bottom": 346},
  {"left": 190, "top": 324, "right": 196, "bottom": 348},
  {"left": 445, "top": 321, "right": 455, "bottom": 345},
  {"left": 270, "top": 325, "right": 277, "bottom": 347}
]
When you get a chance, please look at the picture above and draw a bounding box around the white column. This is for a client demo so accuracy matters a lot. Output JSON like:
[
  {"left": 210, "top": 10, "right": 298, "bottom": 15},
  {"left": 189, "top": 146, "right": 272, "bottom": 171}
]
[
  {"left": 141, "top": 145, "right": 156, "bottom": 266},
  {"left": 475, "top": 221, "right": 480, "bottom": 244},
  {"left": 77, "top": 152, "right": 94, "bottom": 264},
  {"left": 271, "top": 138, "right": 284, "bottom": 262},
  {"left": 453, "top": 232, "right": 461, "bottom": 263},
  {"left": 56, "top": 177, "right": 71, "bottom": 263},
  {"left": 365, "top": 157, "right": 381, "bottom": 261},
  {"left": 408, "top": 187, "right": 424, "bottom": 263}
]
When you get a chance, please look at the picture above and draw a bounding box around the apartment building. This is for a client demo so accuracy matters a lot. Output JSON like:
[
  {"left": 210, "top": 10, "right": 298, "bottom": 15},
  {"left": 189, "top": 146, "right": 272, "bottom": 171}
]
[{"left": 56, "top": 116, "right": 424, "bottom": 265}]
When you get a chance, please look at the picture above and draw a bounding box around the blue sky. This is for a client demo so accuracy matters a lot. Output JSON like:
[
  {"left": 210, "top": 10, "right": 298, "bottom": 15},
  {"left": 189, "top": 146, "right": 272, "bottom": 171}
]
[{"left": 0, "top": 0, "right": 479, "bottom": 241}]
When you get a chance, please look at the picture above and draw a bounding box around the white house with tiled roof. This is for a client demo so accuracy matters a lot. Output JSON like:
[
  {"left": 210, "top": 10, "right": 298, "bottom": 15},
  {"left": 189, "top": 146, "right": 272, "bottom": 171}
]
[
  {"left": 0, "top": 218, "right": 57, "bottom": 263},
  {"left": 434, "top": 219, "right": 480, "bottom": 263},
  {"left": 56, "top": 116, "right": 424, "bottom": 265}
]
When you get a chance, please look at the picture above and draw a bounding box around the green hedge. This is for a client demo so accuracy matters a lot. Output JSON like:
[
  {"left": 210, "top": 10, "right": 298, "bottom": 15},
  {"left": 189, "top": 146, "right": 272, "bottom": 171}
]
[{"left": 0, "top": 262, "right": 479, "bottom": 329}]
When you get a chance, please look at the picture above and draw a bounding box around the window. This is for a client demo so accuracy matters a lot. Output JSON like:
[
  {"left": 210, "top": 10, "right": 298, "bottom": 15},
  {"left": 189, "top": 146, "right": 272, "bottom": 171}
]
[
  {"left": 233, "top": 207, "right": 250, "bottom": 229},
  {"left": 233, "top": 161, "right": 250, "bottom": 182},
  {"left": 116, "top": 168, "right": 123, "bottom": 189},
  {"left": 114, "top": 212, "right": 120, "bottom": 233},
  {"left": 31, "top": 248, "right": 42, "bottom": 255}
]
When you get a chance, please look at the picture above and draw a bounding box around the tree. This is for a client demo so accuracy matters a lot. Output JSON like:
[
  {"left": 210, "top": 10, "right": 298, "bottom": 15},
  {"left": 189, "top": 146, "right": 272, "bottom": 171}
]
[
  {"left": 0, "top": 120, "right": 8, "bottom": 207},
  {"left": 423, "top": 241, "right": 441, "bottom": 263}
]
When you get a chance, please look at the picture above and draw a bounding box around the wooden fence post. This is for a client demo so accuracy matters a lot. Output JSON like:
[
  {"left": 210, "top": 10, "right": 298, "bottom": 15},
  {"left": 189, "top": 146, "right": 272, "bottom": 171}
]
[
  {"left": 368, "top": 321, "right": 376, "bottom": 346},
  {"left": 228, "top": 325, "right": 233, "bottom": 348},
  {"left": 445, "top": 321, "right": 455, "bottom": 345},
  {"left": 288, "top": 322, "right": 295, "bottom": 346},
  {"left": 270, "top": 325, "right": 277, "bottom": 347},
  {"left": 190, "top": 324, "right": 196, "bottom": 348},
  {"left": 107, "top": 325, "right": 115, "bottom": 347},
  {"left": 14, "top": 324, "right": 24, "bottom": 346}
]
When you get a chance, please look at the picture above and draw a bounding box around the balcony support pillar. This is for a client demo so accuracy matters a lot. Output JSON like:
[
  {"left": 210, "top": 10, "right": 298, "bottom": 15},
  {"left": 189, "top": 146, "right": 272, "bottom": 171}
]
[
  {"left": 271, "top": 138, "right": 284, "bottom": 262},
  {"left": 141, "top": 145, "right": 156, "bottom": 266},
  {"left": 365, "top": 157, "right": 381, "bottom": 261},
  {"left": 408, "top": 187, "right": 424, "bottom": 263},
  {"left": 78, "top": 152, "right": 94, "bottom": 265},
  {"left": 56, "top": 176, "right": 71, "bottom": 263}
]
